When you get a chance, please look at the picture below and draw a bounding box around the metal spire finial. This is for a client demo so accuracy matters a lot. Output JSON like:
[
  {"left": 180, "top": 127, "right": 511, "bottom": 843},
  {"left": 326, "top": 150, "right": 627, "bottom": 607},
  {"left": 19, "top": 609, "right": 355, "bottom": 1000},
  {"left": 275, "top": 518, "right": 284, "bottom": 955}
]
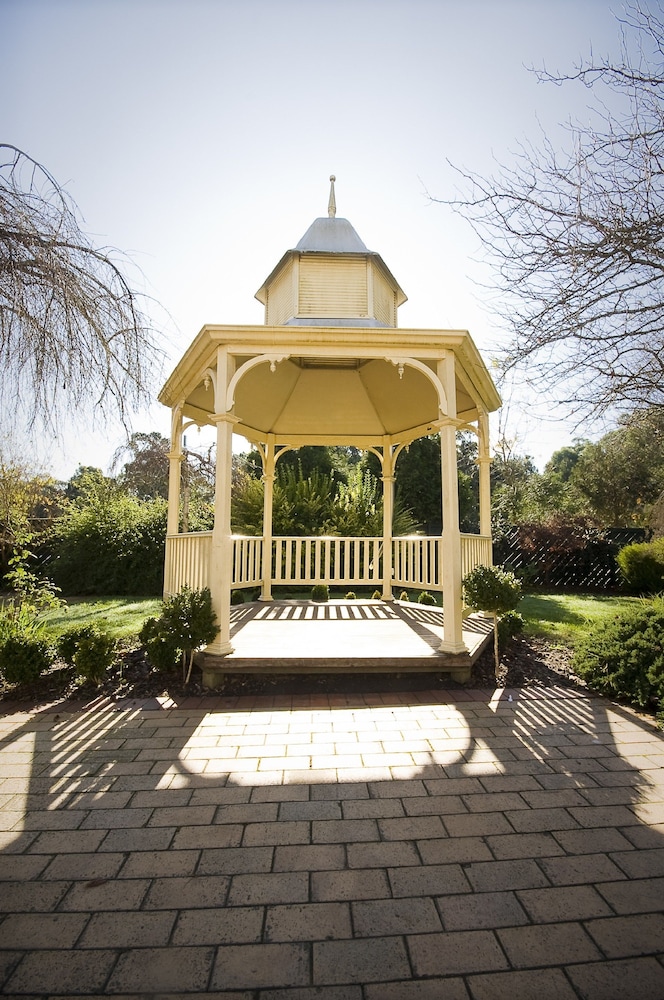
[{"left": 328, "top": 175, "right": 336, "bottom": 218}]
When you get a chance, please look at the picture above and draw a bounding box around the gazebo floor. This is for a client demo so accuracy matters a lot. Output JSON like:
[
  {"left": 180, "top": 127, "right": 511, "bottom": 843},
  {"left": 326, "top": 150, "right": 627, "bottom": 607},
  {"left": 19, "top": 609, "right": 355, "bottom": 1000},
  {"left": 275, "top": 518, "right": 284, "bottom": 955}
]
[{"left": 201, "top": 600, "right": 493, "bottom": 685}]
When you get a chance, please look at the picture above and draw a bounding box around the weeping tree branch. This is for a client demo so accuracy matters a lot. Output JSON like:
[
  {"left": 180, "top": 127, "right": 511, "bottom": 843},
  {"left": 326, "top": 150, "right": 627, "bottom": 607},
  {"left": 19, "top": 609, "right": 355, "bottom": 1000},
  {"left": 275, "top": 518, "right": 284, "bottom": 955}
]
[
  {"left": 0, "top": 144, "right": 163, "bottom": 436},
  {"left": 435, "top": 4, "right": 664, "bottom": 420}
]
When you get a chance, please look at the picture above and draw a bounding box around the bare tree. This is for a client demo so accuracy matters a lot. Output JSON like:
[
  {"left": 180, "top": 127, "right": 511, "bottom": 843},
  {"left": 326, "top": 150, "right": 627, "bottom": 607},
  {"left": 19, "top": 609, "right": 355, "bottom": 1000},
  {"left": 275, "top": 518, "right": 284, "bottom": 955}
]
[
  {"left": 0, "top": 144, "right": 162, "bottom": 435},
  {"left": 439, "top": 5, "right": 664, "bottom": 419}
]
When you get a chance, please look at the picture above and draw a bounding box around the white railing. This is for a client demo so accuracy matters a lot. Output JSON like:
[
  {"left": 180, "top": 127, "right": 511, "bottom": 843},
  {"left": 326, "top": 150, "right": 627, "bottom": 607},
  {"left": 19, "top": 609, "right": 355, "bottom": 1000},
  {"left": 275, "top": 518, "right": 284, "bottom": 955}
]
[
  {"left": 164, "top": 531, "right": 212, "bottom": 596},
  {"left": 461, "top": 533, "right": 492, "bottom": 577},
  {"left": 393, "top": 536, "right": 441, "bottom": 589},
  {"left": 271, "top": 536, "right": 382, "bottom": 587},
  {"left": 164, "top": 531, "right": 493, "bottom": 596},
  {"left": 233, "top": 536, "right": 263, "bottom": 587}
]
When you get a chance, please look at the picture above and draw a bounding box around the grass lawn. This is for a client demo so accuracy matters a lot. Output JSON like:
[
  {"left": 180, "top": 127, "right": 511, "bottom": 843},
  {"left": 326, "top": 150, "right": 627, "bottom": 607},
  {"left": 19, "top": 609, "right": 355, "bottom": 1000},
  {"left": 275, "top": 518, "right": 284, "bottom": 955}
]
[
  {"left": 519, "top": 592, "right": 646, "bottom": 646},
  {"left": 41, "top": 591, "right": 645, "bottom": 650},
  {"left": 44, "top": 597, "right": 162, "bottom": 641}
]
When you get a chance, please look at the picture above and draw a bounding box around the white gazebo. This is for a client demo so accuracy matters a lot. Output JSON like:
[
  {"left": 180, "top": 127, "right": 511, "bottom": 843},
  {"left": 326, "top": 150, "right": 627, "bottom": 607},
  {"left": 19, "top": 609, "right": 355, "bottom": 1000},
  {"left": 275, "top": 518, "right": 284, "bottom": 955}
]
[{"left": 159, "top": 178, "right": 501, "bottom": 685}]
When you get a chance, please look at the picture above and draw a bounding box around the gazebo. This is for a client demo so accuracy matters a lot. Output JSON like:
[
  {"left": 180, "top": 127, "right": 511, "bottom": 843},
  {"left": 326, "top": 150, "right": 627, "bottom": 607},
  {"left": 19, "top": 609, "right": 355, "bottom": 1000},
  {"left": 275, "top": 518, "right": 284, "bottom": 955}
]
[{"left": 159, "top": 178, "right": 501, "bottom": 685}]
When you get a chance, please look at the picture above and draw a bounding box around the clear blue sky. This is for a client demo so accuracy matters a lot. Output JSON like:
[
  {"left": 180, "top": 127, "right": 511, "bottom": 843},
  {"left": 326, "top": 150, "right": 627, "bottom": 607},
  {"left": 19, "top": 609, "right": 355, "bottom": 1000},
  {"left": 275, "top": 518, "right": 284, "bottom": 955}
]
[{"left": 1, "top": 0, "right": 631, "bottom": 477}]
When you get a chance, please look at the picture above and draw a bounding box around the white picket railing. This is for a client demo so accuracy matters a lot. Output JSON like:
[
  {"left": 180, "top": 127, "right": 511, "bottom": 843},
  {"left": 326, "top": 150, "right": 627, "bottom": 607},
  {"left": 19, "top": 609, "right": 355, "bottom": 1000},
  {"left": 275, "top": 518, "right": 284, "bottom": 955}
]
[
  {"left": 233, "top": 535, "right": 263, "bottom": 588},
  {"left": 272, "top": 536, "right": 382, "bottom": 587},
  {"left": 165, "top": 531, "right": 492, "bottom": 596},
  {"left": 164, "top": 531, "right": 213, "bottom": 596},
  {"left": 461, "top": 533, "right": 493, "bottom": 577},
  {"left": 393, "top": 536, "right": 441, "bottom": 589}
]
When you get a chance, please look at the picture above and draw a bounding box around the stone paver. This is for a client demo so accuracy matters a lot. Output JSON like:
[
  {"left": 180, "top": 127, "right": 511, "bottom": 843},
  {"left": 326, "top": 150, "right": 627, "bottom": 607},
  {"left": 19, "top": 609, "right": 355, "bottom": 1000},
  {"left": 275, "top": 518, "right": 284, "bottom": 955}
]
[{"left": 1, "top": 684, "right": 663, "bottom": 996}]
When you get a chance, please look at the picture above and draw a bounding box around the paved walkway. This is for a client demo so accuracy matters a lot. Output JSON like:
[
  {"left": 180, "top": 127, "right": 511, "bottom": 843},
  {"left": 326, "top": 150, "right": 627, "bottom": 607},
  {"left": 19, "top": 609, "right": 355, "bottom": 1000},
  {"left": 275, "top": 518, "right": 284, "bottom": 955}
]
[{"left": 0, "top": 684, "right": 663, "bottom": 998}]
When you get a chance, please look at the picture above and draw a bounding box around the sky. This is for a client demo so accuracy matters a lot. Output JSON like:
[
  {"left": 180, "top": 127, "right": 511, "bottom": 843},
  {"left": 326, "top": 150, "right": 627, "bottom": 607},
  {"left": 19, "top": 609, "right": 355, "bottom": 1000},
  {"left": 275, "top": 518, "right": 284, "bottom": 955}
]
[{"left": 0, "top": 0, "right": 640, "bottom": 478}]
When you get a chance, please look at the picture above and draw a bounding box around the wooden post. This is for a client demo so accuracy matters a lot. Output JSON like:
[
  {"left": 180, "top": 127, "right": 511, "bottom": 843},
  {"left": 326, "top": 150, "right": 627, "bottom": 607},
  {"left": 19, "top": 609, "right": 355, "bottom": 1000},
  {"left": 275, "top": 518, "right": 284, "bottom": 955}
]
[
  {"left": 260, "top": 435, "right": 276, "bottom": 601},
  {"left": 438, "top": 353, "right": 467, "bottom": 654},
  {"left": 381, "top": 439, "right": 395, "bottom": 601},
  {"left": 206, "top": 349, "right": 235, "bottom": 658},
  {"left": 477, "top": 408, "right": 492, "bottom": 548}
]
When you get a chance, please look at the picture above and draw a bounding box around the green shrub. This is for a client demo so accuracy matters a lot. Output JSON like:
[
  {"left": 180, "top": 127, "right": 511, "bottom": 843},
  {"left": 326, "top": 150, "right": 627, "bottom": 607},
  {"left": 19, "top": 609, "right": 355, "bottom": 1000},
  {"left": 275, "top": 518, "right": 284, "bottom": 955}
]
[
  {"left": 617, "top": 538, "right": 664, "bottom": 594},
  {"left": 311, "top": 584, "right": 329, "bottom": 602},
  {"left": 497, "top": 610, "right": 525, "bottom": 647},
  {"left": 372, "top": 589, "right": 382, "bottom": 600},
  {"left": 231, "top": 590, "right": 246, "bottom": 605},
  {"left": 417, "top": 591, "right": 437, "bottom": 606},
  {"left": 399, "top": 591, "right": 410, "bottom": 602},
  {"left": 139, "top": 616, "right": 180, "bottom": 672},
  {"left": 139, "top": 587, "right": 218, "bottom": 683},
  {"left": 49, "top": 474, "right": 166, "bottom": 595},
  {"left": 57, "top": 624, "right": 116, "bottom": 683},
  {"left": 0, "top": 600, "right": 55, "bottom": 684},
  {"left": 572, "top": 599, "right": 664, "bottom": 709},
  {"left": 57, "top": 624, "right": 96, "bottom": 665},
  {"left": 345, "top": 591, "right": 357, "bottom": 600},
  {"left": 0, "top": 636, "right": 53, "bottom": 685}
]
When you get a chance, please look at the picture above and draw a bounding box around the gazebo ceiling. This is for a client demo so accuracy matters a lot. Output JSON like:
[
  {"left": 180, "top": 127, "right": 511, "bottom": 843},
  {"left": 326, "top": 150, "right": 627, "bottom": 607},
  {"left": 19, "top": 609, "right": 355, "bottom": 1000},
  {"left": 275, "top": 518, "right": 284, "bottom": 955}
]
[{"left": 159, "top": 324, "right": 501, "bottom": 449}]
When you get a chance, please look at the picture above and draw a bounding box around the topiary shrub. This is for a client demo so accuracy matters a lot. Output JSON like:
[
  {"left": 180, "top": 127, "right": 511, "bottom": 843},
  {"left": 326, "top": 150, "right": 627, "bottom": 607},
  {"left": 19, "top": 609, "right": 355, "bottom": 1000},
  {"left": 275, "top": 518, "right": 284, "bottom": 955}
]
[
  {"left": 372, "top": 589, "right": 382, "bottom": 600},
  {"left": 57, "top": 624, "right": 116, "bottom": 684},
  {"left": 417, "top": 591, "right": 437, "bottom": 606},
  {"left": 345, "top": 591, "right": 357, "bottom": 600},
  {"left": 0, "top": 636, "right": 53, "bottom": 685},
  {"left": 399, "top": 591, "right": 410, "bottom": 602},
  {"left": 617, "top": 538, "right": 664, "bottom": 594},
  {"left": 139, "top": 586, "right": 219, "bottom": 683},
  {"left": 572, "top": 599, "right": 664, "bottom": 709},
  {"left": 311, "top": 584, "right": 329, "bottom": 602},
  {"left": 463, "top": 564, "right": 522, "bottom": 675}
]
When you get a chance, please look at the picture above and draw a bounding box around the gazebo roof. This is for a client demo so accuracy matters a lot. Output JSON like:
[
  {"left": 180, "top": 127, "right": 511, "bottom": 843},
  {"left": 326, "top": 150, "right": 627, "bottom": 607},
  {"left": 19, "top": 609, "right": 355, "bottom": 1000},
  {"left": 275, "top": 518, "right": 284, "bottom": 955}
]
[
  {"left": 295, "top": 216, "right": 368, "bottom": 253},
  {"left": 255, "top": 177, "right": 407, "bottom": 313},
  {"left": 159, "top": 178, "right": 501, "bottom": 448}
]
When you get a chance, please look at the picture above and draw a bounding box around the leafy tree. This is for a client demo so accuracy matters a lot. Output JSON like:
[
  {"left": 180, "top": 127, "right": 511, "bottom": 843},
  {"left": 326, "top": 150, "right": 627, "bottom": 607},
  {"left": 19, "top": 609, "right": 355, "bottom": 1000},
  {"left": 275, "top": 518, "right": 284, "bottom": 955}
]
[
  {"left": 490, "top": 439, "right": 538, "bottom": 530},
  {"left": 570, "top": 409, "right": 664, "bottom": 526},
  {"left": 0, "top": 145, "right": 161, "bottom": 435},
  {"left": 392, "top": 436, "right": 444, "bottom": 534},
  {"left": 544, "top": 443, "right": 587, "bottom": 483},
  {"left": 277, "top": 446, "right": 341, "bottom": 485},
  {"left": 441, "top": 5, "right": 664, "bottom": 417},
  {"left": 364, "top": 433, "right": 479, "bottom": 533},
  {"left": 0, "top": 456, "right": 60, "bottom": 578},
  {"left": 112, "top": 431, "right": 215, "bottom": 530}
]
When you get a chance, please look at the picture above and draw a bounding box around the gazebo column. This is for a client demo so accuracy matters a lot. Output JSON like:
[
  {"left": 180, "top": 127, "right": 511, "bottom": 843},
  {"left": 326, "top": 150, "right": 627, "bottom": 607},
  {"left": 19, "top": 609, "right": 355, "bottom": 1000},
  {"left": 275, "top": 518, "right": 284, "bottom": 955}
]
[
  {"left": 438, "top": 353, "right": 467, "bottom": 654},
  {"left": 166, "top": 405, "right": 184, "bottom": 539},
  {"left": 477, "top": 409, "right": 492, "bottom": 548},
  {"left": 206, "top": 349, "right": 237, "bottom": 660},
  {"left": 260, "top": 435, "right": 277, "bottom": 601},
  {"left": 163, "top": 406, "right": 184, "bottom": 598},
  {"left": 380, "top": 439, "right": 395, "bottom": 601}
]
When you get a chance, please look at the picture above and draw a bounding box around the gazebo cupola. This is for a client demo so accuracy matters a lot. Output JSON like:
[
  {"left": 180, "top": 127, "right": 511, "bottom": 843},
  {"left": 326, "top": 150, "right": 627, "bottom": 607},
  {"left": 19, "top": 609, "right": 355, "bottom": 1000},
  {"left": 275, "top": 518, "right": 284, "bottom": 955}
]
[{"left": 255, "top": 176, "right": 407, "bottom": 328}]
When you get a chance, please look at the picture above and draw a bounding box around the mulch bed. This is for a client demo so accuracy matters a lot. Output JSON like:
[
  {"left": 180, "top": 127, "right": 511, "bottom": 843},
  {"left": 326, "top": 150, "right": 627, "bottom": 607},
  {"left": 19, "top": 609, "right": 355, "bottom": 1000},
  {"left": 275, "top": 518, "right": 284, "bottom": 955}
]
[{"left": 0, "top": 635, "right": 585, "bottom": 710}]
